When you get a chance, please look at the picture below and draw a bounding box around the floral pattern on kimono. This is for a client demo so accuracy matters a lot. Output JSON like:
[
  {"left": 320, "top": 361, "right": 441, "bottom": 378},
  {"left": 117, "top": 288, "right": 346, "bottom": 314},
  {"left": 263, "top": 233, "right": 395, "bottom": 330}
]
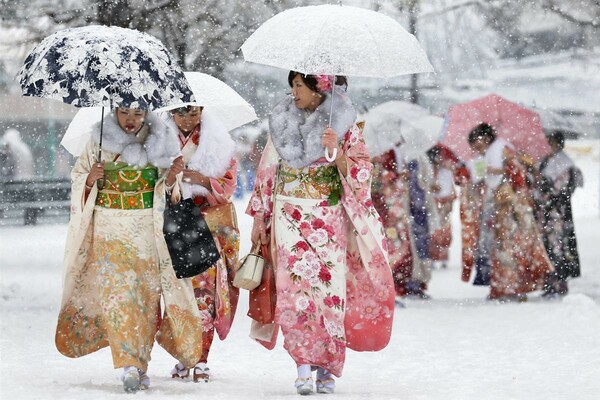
[
  {"left": 246, "top": 124, "right": 394, "bottom": 377},
  {"left": 177, "top": 122, "right": 240, "bottom": 363},
  {"left": 57, "top": 139, "right": 203, "bottom": 370},
  {"left": 459, "top": 182, "right": 484, "bottom": 283},
  {"left": 371, "top": 149, "right": 413, "bottom": 296},
  {"left": 460, "top": 145, "right": 553, "bottom": 298}
]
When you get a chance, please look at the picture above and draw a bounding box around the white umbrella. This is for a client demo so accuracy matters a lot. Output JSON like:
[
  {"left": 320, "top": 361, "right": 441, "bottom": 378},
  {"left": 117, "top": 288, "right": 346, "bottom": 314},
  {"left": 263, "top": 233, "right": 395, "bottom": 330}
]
[
  {"left": 61, "top": 72, "right": 257, "bottom": 156},
  {"left": 60, "top": 107, "right": 103, "bottom": 156},
  {"left": 363, "top": 101, "right": 432, "bottom": 157},
  {"left": 162, "top": 72, "right": 257, "bottom": 131},
  {"left": 401, "top": 115, "right": 445, "bottom": 160},
  {"left": 240, "top": 4, "right": 434, "bottom": 160},
  {"left": 241, "top": 4, "right": 433, "bottom": 78}
]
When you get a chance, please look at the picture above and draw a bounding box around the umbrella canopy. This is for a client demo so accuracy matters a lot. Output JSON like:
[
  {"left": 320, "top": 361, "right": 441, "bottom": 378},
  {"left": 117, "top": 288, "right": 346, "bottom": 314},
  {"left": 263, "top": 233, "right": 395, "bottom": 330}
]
[
  {"left": 241, "top": 4, "right": 433, "bottom": 78},
  {"left": 17, "top": 25, "right": 193, "bottom": 110},
  {"left": 60, "top": 106, "right": 103, "bottom": 156},
  {"left": 160, "top": 71, "right": 257, "bottom": 131},
  {"left": 440, "top": 94, "right": 551, "bottom": 162},
  {"left": 363, "top": 101, "right": 438, "bottom": 157},
  {"left": 62, "top": 71, "right": 259, "bottom": 156}
]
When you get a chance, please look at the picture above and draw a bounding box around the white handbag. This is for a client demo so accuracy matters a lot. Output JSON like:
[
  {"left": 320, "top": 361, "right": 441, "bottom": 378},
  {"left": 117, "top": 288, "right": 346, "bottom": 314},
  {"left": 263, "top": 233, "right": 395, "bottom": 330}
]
[{"left": 233, "top": 241, "right": 264, "bottom": 290}]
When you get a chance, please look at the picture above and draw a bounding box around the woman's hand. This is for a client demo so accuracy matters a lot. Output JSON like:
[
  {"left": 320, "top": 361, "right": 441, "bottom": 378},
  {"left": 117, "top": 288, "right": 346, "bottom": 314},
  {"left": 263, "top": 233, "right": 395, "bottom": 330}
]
[
  {"left": 182, "top": 169, "right": 210, "bottom": 188},
  {"left": 251, "top": 215, "right": 269, "bottom": 245},
  {"left": 85, "top": 161, "right": 105, "bottom": 188},
  {"left": 166, "top": 156, "right": 184, "bottom": 187},
  {"left": 322, "top": 128, "right": 341, "bottom": 158}
]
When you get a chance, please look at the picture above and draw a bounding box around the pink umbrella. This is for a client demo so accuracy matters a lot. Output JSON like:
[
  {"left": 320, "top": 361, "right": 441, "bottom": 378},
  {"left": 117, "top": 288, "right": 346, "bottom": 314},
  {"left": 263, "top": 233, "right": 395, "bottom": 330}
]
[{"left": 440, "top": 94, "right": 551, "bottom": 162}]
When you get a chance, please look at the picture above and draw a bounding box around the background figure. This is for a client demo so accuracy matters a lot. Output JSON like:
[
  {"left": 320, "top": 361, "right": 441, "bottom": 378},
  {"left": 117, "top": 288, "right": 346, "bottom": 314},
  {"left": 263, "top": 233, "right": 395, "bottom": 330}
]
[
  {"left": 0, "top": 129, "right": 34, "bottom": 179},
  {"left": 427, "top": 144, "right": 471, "bottom": 268},
  {"left": 463, "top": 123, "right": 553, "bottom": 301},
  {"left": 247, "top": 72, "right": 394, "bottom": 395},
  {"left": 167, "top": 105, "right": 240, "bottom": 383},
  {"left": 371, "top": 145, "right": 414, "bottom": 297},
  {"left": 405, "top": 153, "right": 440, "bottom": 299},
  {"left": 534, "top": 131, "right": 583, "bottom": 297}
]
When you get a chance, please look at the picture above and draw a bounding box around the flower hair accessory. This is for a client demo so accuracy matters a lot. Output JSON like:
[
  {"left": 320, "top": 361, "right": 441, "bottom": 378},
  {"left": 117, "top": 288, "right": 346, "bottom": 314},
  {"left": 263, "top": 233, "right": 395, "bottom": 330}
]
[{"left": 315, "top": 75, "right": 334, "bottom": 93}]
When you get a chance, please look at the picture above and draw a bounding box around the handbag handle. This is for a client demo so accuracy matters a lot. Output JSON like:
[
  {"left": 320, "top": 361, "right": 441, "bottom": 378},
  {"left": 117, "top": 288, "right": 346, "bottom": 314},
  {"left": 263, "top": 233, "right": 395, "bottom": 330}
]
[{"left": 251, "top": 239, "right": 262, "bottom": 255}]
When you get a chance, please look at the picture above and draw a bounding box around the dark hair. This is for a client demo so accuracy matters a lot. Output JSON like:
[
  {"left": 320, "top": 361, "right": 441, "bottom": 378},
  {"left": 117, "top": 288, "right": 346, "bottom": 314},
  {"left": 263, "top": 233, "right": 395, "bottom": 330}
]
[
  {"left": 426, "top": 146, "right": 441, "bottom": 164},
  {"left": 169, "top": 105, "right": 203, "bottom": 116},
  {"left": 547, "top": 131, "right": 565, "bottom": 149},
  {"left": 468, "top": 123, "right": 497, "bottom": 144},
  {"left": 287, "top": 71, "right": 348, "bottom": 92}
]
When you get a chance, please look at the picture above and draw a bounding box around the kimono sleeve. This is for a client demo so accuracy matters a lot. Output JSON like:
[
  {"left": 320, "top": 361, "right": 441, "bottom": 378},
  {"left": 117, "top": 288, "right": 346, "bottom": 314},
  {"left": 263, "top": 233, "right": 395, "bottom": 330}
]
[
  {"left": 340, "top": 124, "right": 374, "bottom": 205},
  {"left": 245, "top": 137, "right": 279, "bottom": 220}
]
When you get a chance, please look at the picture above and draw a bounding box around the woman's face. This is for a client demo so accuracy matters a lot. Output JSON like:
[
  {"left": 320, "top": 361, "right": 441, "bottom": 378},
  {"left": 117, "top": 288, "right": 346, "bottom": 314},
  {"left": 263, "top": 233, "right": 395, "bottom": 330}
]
[
  {"left": 173, "top": 106, "right": 202, "bottom": 134},
  {"left": 470, "top": 137, "right": 489, "bottom": 155},
  {"left": 116, "top": 108, "right": 146, "bottom": 134},
  {"left": 291, "top": 75, "right": 322, "bottom": 111}
]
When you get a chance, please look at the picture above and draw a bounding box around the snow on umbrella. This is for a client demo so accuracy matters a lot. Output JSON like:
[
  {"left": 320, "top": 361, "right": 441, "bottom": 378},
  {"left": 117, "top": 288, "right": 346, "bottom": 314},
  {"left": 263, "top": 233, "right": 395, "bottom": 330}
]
[
  {"left": 159, "top": 71, "right": 257, "bottom": 131},
  {"left": 61, "top": 72, "right": 259, "bottom": 157},
  {"left": 440, "top": 93, "right": 551, "bottom": 162},
  {"left": 241, "top": 4, "right": 434, "bottom": 160},
  {"left": 241, "top": 4, "right": 433, "bottom": 78},
  {"left": 17, "top": 25, "right": 193, "bottom": 110},
  {"left": 363, "top": 100, "right": 433, "bottom": 157},
  {"left": 401, "top": 115, "right": 445, "bottom": 160}
]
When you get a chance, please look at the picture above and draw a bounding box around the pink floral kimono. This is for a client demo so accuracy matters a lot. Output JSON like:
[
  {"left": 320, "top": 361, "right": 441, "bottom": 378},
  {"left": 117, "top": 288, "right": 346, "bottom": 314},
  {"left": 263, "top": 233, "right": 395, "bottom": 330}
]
[
  {"left": 247, "top": 123, "right": 394, "bottom": 377},
  {"left": 172, "top": 111, "right": 239, "bottom": 363}
]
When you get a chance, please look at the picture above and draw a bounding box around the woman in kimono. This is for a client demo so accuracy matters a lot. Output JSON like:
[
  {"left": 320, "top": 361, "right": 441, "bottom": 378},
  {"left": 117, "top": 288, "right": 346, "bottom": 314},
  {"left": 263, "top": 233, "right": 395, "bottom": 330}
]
[
  {"left": 535, "top": 131, "right": 582, "bottom": 296},
  {"left": 57, "top": 108, "right": 204, "bottom": 393},
  {"left": 463, "top": 123, "right": 553, "bottom": 301},
  {"left": 427, "top": 144, "right": 470, "bottom": 268},
  {"left": 371, "top": 144, "right": 413, "bottom": 298},
  {"left": 247, "top": 72, "right": 394, "bottom": 395},
  {"left": 166, "top": 105, "right": 240, "bottom": 382}
]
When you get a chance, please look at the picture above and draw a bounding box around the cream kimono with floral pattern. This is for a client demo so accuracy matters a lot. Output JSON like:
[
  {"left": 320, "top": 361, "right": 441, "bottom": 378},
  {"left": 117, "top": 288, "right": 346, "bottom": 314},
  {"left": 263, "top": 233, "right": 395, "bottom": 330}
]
[
  {"left": 57, "top": 139, "right": 204, "bottom": 371},
  {"left": 247, "top": 124, "right": 394, "bottom": 377}
]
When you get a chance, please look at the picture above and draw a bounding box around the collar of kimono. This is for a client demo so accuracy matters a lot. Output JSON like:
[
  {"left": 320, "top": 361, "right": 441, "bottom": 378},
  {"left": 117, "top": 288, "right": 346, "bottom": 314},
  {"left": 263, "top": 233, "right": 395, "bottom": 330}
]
[{"left": 178, "top": 124, "right": 201, "bottom": 147}]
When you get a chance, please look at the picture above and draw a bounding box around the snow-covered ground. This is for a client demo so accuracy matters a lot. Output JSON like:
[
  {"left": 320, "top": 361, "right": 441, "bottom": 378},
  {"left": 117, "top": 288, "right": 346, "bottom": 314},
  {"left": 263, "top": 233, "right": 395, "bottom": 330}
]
[{"left": 1, "top": 140, "right": 599, "bottom": 400}]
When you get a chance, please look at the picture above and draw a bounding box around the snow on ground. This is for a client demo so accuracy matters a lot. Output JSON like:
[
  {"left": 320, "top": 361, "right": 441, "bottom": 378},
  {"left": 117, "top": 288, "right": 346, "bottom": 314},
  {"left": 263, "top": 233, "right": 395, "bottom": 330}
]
[{"left": 1, "top": 141, "right": 599, "bottom": 400}]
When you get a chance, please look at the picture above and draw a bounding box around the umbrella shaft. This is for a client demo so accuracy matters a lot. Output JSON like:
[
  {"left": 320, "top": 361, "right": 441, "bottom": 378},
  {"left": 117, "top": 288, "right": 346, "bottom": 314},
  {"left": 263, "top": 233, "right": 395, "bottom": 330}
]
[{"left": 98, "top": 106, "right": 105, "bottom": 162}]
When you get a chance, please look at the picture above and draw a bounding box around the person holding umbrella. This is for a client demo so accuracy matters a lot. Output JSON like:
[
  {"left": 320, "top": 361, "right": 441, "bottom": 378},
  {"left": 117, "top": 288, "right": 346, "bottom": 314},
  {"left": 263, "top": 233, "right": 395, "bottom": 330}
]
[
  {"left": 56, "top": 107, "right": 204, "bottom": 393},
  {"left": 247, "top": 72, "right": 394, "bottom": 395},
  {"left": 463, "top": 123, "right": 553, "bottom": 301},
  {"left": 166, "top": 104, "right": 240, "bottom": 383}
]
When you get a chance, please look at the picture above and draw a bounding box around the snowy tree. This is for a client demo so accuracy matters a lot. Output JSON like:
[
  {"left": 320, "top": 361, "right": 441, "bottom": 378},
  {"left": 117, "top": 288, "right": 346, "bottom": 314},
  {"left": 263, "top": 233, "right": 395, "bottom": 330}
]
[{"left": 0, "top": 0, "right": 308, "bottom": 79}]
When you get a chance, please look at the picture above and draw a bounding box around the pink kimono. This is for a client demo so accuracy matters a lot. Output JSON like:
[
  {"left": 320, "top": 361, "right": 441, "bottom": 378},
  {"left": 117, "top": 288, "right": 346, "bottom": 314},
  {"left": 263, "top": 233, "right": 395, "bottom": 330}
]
[{"left": 246, "top": 123, "right": 394, "bottom": 377}]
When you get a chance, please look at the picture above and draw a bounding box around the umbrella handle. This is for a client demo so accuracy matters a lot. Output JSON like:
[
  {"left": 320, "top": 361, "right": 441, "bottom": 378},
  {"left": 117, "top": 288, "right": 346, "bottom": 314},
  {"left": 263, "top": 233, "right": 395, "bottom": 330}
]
[
  {"left": 325, "top": 75, "right": 337, "bottom": 163},
  {"left": 325, "top": 147, "right": 337, "bottom": 162}
]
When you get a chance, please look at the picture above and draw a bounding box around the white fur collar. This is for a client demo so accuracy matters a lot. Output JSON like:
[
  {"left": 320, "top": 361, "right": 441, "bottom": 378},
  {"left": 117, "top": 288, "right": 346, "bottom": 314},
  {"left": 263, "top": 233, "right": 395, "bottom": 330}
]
[
  {"left": 91, "top": 112, "right": 180, "bottom": 169},
  {"left": 269, "top": 87, "right": 356, "bottom": 169},
  {"left": 176, "top": 111, "right": 236, "bottom": 199}
]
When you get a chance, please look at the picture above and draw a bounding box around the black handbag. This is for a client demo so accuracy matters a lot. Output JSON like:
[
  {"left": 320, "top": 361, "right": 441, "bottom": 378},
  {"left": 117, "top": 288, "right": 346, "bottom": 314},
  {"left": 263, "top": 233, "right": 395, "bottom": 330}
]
[{"left": 163, "top": 196, "right": 221, "bottom": 279}]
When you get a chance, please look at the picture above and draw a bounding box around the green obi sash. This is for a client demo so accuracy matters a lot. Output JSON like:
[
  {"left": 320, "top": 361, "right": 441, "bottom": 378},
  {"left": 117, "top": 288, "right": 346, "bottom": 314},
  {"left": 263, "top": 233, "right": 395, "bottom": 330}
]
[{"left": 96, "top": 162, "right": 158, "bottom": 210}]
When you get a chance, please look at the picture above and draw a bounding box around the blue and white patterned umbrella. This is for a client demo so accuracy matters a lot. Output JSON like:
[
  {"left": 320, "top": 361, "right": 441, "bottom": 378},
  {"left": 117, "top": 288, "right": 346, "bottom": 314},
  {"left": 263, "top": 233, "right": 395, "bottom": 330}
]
[{"left": 17, "top": 25, "right": 194, "bottom": 110}]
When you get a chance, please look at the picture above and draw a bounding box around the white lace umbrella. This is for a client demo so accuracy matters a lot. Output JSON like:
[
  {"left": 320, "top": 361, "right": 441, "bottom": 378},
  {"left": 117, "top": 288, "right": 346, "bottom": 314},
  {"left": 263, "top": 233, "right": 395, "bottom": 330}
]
[
  {"left": 62, "top": 72, "right": 258, "bottom": 156},
  {"left": 241, "top": 4, "right": 434, "bottom": 160},
  {"left": 363, "top": 101, "right": 440, "bottom": 157}
]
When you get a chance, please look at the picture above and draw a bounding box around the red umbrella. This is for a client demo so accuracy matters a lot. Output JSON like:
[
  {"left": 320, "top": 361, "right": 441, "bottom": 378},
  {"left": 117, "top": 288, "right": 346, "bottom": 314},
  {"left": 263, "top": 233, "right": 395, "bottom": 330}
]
[{"left": 440, "top": 94, "right": 551, "bottom": 162}]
